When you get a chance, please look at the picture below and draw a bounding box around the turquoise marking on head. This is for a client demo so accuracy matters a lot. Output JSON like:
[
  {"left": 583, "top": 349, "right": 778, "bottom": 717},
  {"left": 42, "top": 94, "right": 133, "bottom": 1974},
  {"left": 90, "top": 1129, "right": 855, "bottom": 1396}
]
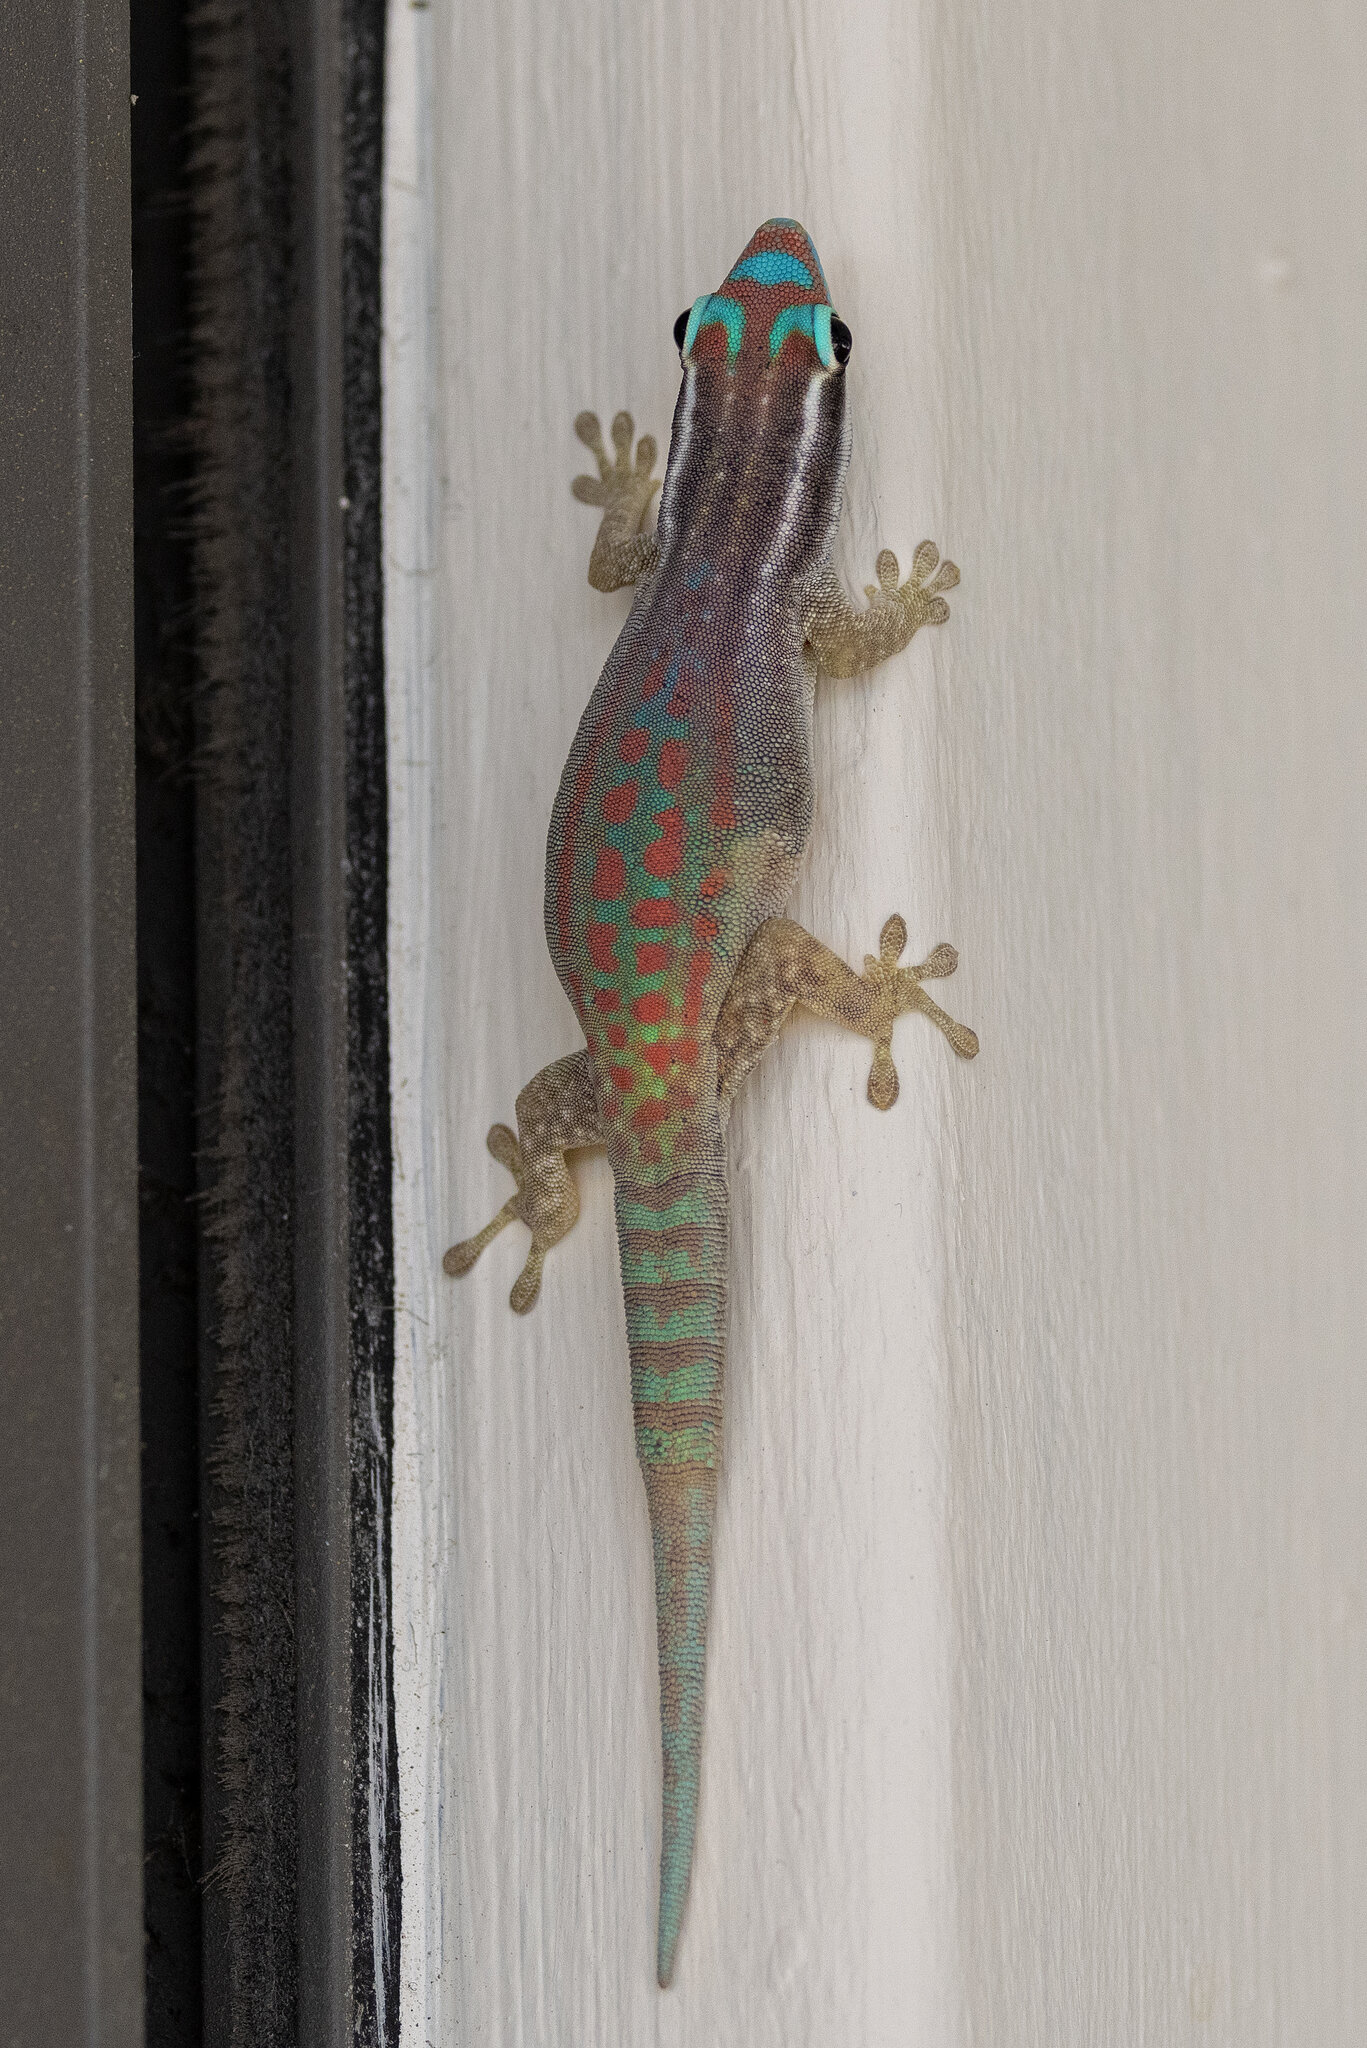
[
  {"left": 755, "top": 217, "right": 831, "bottom": 295},
  {"left": 681, "top": 293, "right": 745, "bottom": 363},
  {"left": 769, "top": 300, "right": 839, "bottom": 368},
  {"left": 728, "top": 250, "right": 814, "bottom": 288},
  {"left": 768, "top": 303, "right": 813, "bottom": 357}
]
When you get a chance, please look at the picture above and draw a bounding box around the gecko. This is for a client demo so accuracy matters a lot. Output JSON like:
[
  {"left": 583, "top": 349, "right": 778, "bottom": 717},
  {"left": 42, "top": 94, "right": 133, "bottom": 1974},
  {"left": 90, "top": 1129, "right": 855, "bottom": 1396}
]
[{"left": 444, "top": 218, "right": 978, "bottom": 1988}]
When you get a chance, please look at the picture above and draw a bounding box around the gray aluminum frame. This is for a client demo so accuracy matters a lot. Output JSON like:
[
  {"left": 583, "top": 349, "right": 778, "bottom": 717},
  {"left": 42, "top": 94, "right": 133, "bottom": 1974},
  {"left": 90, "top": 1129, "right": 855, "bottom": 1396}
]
[{"left": 0, "top": 3, "right": 142, "bottom": 2042}]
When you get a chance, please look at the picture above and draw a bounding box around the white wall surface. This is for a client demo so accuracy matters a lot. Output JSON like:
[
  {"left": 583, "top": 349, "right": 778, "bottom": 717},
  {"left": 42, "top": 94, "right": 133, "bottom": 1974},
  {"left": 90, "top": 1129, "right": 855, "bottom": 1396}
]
[{"left": 383, "top": 2, "right": 1367, "bottom": 2042}]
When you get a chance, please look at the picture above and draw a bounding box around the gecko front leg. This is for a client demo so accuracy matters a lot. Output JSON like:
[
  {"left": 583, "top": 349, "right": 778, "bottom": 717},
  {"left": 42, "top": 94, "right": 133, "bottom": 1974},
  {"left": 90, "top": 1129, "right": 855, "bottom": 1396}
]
[
  {"left": 571, "top": 410, "right": 661, "bottom": 591},
  {"left": 805, "top": 541, "right": 959, "bottom": 677}
]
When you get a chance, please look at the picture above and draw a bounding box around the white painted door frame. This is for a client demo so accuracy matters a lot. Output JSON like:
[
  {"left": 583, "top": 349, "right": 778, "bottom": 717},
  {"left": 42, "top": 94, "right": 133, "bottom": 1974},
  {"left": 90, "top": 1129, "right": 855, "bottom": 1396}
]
[{"left": 384, "top": 4, "right": 1367, "bottom": 2040}]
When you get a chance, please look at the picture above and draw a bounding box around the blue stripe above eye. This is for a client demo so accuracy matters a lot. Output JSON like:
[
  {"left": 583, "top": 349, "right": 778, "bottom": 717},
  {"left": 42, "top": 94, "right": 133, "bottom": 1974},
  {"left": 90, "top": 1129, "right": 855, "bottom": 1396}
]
[
  {"left": 769, "top": 302, "right": 839, "bottom": 367},
  {"left": 768, "top": 303, "right": 814, "bottom": 357},
  {"left": 685, "top": 294, "right": 745, "bottom": 361},
  {"left": 729, "top": 250, "right": 815, "bottom": 288}
]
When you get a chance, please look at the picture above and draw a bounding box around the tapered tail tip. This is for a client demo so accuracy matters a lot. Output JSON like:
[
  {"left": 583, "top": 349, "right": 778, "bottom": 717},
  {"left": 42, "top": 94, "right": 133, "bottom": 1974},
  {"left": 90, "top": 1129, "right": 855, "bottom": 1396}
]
[{"left": 655, "top": 1834, "right": 691, "bottom": 1987}]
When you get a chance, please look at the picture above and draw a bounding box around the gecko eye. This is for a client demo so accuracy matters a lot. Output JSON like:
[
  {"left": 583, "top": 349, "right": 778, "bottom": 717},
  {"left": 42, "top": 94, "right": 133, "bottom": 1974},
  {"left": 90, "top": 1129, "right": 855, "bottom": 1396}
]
[
  {"left": 673, "top": 309, "right": 690, "bottom": 352},
  {"left": 829, "top": 318, "right": 853, "bottom": 366}
]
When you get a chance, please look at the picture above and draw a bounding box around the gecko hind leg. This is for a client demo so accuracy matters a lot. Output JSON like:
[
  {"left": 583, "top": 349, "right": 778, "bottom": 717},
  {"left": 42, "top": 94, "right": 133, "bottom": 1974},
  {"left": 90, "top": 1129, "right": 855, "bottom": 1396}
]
[
  {"left": 443, "top": 1050, "right": 602, "bottom": 1313},
  {"left": 715, "top": 913, "right": 978, "bottom": 1116}
]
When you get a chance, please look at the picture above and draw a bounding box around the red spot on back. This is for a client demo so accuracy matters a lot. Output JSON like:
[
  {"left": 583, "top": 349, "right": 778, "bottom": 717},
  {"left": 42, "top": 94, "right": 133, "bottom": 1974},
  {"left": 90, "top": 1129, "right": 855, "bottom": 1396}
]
[
  {"left": 632, "top": 992, "right": 668, "bottom": 1025},
  {"left": 692, "top": 913, "right": 718, "bottom": 941},
  {"left": 609, "top": 1064, "right": 635, "bottom": 1092},
  {"left": 635, "top": 941, "right": 671, "bottom": 975},
  {"left": 643, "top": 807, "right": 685, "bottom": 878},
  {"left": 593, "top": 986, "right": 619, "bottom": 1011},
  {"left": 618, "top": 727, "right": 649, "bottom": 765},
  {"left": 642, "top": 1042, "right": 675, "bottom": 1077},
  {"left": 587, "top": 923, "right": 618, "bottom": 972},
  {"left": 555, "top": 663, "right": 637, "bottom": 966},
  {"left": 709, "top": 797, "right": 737, "bottom": 830},
  {"left": 657, "top": 739, "right": 689, "bottom": 789},
  {"left": 633, "top": 1099, "right": 668, "bottom": 1131},
  {"left": 606, "top": 1023, "right": 627, "bottom": 1049},
  {"left": 593, "top": 848, "right": 625, "bottom": 899},
  {"left": 602, "top": 780, "right": 639, "bottom": 824},
  {"left": 678, "top": 1038, "right": 699, "bottom": 1065},
  {"left": 632, "top": 898, "right": 680, "bottom": 928},
  {"left": 699, "top": 868, "right": 730, "bottom": 897}
]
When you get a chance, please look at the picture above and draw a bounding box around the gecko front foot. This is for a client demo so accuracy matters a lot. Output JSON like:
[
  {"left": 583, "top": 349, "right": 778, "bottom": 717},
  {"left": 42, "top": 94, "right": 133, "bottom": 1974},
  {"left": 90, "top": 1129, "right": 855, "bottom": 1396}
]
[
  {"left": 863, "top": 914, "right": 979, "bottom": 1108},
  {"left": 863, "top": 540, "right": 959, "bottom": 636},
  {"left": 571, "top": 411, "right": 661, "bottom": 592},
  {"left": 804, "top": 540, "right": 960, "bottom": 676}
]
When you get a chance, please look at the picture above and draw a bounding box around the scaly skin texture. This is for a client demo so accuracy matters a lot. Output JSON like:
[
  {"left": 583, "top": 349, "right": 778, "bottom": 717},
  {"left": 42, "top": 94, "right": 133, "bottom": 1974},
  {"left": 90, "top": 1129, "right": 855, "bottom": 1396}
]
[{"left": 444, "top": 220, "right": 977, "bottom": 1987}]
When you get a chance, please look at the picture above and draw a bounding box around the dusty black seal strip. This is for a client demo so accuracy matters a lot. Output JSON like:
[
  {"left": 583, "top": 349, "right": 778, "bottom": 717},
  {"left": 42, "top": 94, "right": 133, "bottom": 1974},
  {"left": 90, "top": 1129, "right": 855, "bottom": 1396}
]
[
  {"left": 187, "top": 1, "right": 398, "bottom": 2042},
  {"left": 132, "top": 0, "right": 205, "bottom": 2036},
  {"left": 189, "top": 0, "right": 300, "bottom": 2031},
  {"left": 342, "top": 5, "right": 403, "bottom": 2038}
]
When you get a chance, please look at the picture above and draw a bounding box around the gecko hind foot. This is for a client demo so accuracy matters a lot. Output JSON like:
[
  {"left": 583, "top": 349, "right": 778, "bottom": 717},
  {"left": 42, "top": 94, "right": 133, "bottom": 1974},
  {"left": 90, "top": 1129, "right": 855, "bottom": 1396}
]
[
  {"left": 442, "top": 1113, "right": 582, "bottom": 1316},
  {"left": 865, "top": 914, "right": 979, "bottom": 1108},
  {"left": 443, "top": 1124, "right": 526, "bottom": 1276},
  {"left": 862, "top": 542, "right": 960, "bottom": 630}
]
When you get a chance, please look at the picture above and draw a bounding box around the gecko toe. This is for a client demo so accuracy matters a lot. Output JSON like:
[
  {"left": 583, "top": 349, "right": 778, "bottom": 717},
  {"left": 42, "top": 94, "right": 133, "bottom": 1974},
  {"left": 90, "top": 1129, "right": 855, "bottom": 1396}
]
[
  {"left": 867, "top": 1042, "right": 900, "bottom": 1110},
  {"left": 509, "top": 1246, "right": 545, "bottom": 1315}
]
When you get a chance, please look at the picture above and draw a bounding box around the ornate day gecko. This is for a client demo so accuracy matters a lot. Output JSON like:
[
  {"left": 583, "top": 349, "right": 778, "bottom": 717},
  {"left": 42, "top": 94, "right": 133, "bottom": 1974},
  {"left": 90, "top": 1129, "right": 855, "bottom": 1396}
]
[{"left": 446, "top": 218, "right": 978, "bottom": 1986}]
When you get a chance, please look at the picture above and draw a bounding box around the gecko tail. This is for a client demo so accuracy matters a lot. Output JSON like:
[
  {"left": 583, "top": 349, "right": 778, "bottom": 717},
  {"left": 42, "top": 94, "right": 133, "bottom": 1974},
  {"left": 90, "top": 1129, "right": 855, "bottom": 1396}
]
[
  {"left": 643, "top": 1459, "right": 717, "bottom": 1987},
  {"left": 616, "top": 1151, "right": 727, "bottom": 1985}
]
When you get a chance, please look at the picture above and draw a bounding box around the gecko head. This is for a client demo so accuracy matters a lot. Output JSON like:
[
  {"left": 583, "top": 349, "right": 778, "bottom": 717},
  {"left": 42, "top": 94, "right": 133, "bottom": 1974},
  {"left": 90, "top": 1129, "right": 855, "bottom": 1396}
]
[
  {"left": 672, "top": 220, "right": 851, "bottom": 378},
  {"left": 656, "top": 219, "right": 852, "bottom": 578}
]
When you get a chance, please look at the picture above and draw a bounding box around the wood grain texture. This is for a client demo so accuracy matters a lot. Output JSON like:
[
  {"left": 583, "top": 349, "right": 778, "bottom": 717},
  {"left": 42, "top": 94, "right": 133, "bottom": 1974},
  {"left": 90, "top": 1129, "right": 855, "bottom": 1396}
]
[{"left": 384, "top": 0, "right": 1367, "bottom": 2040}]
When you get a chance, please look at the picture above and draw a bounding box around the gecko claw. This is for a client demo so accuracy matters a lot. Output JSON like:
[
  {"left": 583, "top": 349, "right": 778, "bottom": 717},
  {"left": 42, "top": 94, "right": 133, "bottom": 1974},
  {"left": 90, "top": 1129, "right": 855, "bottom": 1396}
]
[{"left": 509, "top": 1246, "right": 545, "bottom": 1315}]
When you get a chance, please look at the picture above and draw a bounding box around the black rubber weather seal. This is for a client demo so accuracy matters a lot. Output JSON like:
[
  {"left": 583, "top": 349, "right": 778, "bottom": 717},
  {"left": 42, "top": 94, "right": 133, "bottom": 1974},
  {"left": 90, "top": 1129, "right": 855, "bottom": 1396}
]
[{"left": 188, "top": 1, "right": 398, "bottom": 2042}]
